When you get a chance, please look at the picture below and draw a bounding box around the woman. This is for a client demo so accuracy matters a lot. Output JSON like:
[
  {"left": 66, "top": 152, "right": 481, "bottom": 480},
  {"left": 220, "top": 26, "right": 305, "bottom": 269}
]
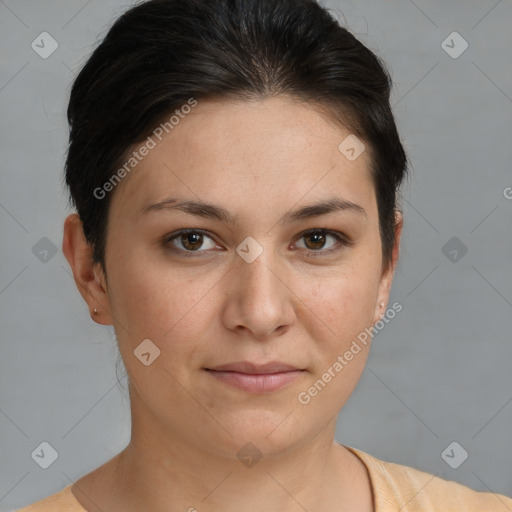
[{"left": 18, "top": 0, "right": 512, "bottom": 510}]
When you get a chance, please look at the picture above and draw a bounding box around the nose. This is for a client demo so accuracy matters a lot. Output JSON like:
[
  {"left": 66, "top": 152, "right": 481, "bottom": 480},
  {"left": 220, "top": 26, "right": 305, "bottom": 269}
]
[{"left": 220, "top": 248, "right": 296, "bottom": 341}]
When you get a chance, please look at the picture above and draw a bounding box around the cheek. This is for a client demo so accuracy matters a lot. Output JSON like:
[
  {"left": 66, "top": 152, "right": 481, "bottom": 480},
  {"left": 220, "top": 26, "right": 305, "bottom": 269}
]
[
  {"left": 297, "top": 262, "right": 380, "bottom": 345},
  {"left": 292, "top": 270, "right": 378, "bottom": 415},
  {"left": 106, "top": 250, "right": 222, "bottom": 350}
]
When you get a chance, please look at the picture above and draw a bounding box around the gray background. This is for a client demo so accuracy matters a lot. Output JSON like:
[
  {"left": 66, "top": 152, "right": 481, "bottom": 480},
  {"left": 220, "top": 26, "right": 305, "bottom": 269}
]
[{"left": 1, "top": 0, "right": 511, "bottom": 509}]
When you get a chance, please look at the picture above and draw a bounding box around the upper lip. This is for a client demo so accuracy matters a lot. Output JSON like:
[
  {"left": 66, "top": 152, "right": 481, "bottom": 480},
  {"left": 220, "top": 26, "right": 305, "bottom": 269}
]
[{"left": 206, "top": 361, "right": 303, "bottom": 374}]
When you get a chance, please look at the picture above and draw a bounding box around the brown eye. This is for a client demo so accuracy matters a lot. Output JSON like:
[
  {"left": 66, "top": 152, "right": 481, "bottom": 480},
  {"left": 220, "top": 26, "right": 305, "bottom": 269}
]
[
  {"left": 295, "top": 229, "right": 347, "bottom": 255},
  {"left": 165, "top": 229, "right": 218, "bottom": 255}
]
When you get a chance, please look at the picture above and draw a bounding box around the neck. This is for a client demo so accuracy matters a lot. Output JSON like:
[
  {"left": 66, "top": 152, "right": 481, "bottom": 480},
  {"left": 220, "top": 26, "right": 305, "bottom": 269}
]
[{"left": 104, "top": 411, "right": 365, "bottom": 511}]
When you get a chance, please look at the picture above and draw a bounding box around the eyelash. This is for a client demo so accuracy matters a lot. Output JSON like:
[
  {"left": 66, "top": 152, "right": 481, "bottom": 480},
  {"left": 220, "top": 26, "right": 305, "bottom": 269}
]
[{"left": 163, "top": 228, "right": 351, "bottom": 258}]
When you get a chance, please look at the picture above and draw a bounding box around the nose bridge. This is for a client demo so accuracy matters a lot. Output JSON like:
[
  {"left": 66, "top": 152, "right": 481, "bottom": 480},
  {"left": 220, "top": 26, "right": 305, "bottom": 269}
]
[{"left": 241, "top": 252, "right": 280, "bottom": 301}]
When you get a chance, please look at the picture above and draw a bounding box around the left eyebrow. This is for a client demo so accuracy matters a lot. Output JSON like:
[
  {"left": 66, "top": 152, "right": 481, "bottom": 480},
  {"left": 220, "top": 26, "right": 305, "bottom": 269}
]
[{"left": 137, "top": 196, "right": 366, "bottom": 224}]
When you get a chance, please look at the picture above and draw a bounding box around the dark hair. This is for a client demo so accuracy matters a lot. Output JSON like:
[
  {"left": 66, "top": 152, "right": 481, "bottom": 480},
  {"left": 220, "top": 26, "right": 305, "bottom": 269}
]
[{"left": 65, "top": 0, "right": 408, "bottom": 274}]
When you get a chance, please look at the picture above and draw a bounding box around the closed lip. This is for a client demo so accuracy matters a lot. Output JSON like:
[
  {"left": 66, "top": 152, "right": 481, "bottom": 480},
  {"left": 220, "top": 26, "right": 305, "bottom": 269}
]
[{"left": 205, "top": 361, "right": 304, "bottom": 374}]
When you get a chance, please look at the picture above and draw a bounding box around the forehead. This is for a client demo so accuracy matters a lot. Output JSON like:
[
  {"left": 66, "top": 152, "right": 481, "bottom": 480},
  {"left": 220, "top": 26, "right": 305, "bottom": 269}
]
[{"left": 109, "top": 96, "right": 375, "bottom": 221}]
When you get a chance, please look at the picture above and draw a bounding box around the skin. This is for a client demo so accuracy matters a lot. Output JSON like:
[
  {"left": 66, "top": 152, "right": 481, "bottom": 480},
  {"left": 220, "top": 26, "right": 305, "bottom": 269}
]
[{"left": 62, "top": 95, "right": 402, "bottom": 512}]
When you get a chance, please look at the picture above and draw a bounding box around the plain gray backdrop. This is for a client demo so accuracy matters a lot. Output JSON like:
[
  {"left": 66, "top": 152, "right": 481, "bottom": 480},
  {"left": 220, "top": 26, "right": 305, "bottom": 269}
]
[{"left": 1, "top": 0, "right": 511, "bottom": 510}]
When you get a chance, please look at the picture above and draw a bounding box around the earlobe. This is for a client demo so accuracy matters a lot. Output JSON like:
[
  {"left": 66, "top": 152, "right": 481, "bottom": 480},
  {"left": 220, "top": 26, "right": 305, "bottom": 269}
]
[{"left": 62, "top": 213, "right": 112, "bottom": 325}]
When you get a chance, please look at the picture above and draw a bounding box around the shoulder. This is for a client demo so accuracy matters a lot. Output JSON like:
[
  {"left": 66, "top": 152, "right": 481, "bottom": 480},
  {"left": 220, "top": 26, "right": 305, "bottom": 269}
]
[
  {"left": 346, "top": 445, "right": 512, "bottom": 512},
  {"left": 15, "top": 485, "right": 86, "bottom": 512}
]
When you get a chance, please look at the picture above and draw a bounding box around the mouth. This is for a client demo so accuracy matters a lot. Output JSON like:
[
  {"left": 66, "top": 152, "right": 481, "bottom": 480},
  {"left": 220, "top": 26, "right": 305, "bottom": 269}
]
[{"left": 204, "top": 361, "right": 306, "bottom": 393}]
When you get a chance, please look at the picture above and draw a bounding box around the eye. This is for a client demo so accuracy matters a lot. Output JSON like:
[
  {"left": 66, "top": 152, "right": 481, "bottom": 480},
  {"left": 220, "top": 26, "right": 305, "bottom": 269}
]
[
  {"left": 294, "top": 229, "right": 348, "bottom": 255},
  {"left": 163, "top": 228, "right": 350, "bottom": 257},
  {"left": 164, "top": 229, "right": 218, "bottom": 256}
]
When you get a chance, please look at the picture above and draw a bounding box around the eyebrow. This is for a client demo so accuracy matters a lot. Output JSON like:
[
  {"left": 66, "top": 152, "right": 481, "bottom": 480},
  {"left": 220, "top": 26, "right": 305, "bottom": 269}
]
[{"left": 137, "top": 196, "right": 366, "bottom": 224}]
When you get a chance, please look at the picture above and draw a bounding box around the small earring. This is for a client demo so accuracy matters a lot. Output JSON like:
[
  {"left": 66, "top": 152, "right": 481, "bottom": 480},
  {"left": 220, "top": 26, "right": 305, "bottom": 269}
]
[{"left": 93, "top": 308, "right": 98, "bottom": 315}]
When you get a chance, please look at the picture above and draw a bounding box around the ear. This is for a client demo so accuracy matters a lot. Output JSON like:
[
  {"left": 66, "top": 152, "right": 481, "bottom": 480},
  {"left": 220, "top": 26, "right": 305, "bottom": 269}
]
[
  {"left": 373, "top": 210, "right": 403, "bottom": 324},
  {"left": 62, "top": 213, "right": 112, "bottom": 325}
]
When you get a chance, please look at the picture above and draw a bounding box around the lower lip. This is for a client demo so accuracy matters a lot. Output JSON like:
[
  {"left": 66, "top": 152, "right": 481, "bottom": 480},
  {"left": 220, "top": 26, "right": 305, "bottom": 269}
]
[{"left": 206, "top": 370, "right": 305, "bottom": 393}]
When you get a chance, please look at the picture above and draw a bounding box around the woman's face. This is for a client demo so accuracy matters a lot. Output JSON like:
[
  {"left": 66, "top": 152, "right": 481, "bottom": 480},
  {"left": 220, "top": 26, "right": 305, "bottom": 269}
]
[{"left": 81, "top": 96, "right": 400, "bottom": 458}]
